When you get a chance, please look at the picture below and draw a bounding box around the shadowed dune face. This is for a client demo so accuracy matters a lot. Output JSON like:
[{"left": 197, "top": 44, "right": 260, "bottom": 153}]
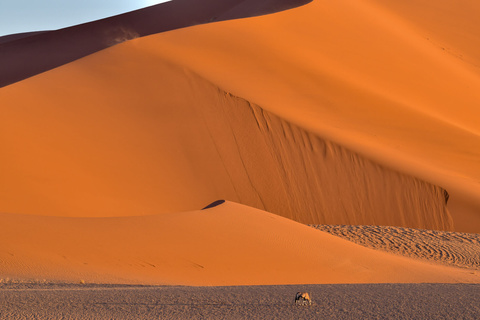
[
  {"left": 0, "top": 46, "right": 453, "bottom": 230},
  {"left": 202, "top": 200, "right": 226, "bottom": 210},
  {"left": 0, "top": 0, "right": 311, "bottom": 88},
  {"left": 0, "top": 31, "right": 49, "bottom": 45}
]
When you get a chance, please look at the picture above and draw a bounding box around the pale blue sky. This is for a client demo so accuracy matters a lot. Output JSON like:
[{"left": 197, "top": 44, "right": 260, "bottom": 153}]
[{"left": 0, "top": 0, "right": 170, "bottom": 37}]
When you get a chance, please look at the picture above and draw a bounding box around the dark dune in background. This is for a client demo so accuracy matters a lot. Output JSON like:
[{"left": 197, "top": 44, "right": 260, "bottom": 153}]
[
  {"left": 0, "top": 31, "right": 49, "bottom": 45},
  {"left": 0, "top": 0, "right": 310, "bottom": 88}
]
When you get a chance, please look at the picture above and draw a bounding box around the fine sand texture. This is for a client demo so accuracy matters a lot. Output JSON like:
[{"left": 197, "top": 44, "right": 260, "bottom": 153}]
[
  {"left": 1, "top": 201, "right": 479, "bottom": 285},
  {"left": 1, "top": 0, "right": 480, "bottom": 303},
  {"left": 312, "top": 225, "right": 480, "bottom": 271},
  {"left": 1, "top": 0, "right": 479, "bottom": 232},
  {"left": 1, "top": 283, "right": 479, "bottom": 319},
  {"left": 0, "top": 31, "right": 453, "bottom": 231},
  {"left": 143, "top": 0, "right": 480, "bottom": 232}
]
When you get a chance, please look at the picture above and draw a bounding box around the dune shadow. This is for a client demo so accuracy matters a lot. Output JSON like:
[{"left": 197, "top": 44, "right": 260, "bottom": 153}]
[
  {"left": 0, "top": 0, "right": 312, "bottom": 88},
  {"left": 202, "top": 200, "right": 226, "bottom": 210}
]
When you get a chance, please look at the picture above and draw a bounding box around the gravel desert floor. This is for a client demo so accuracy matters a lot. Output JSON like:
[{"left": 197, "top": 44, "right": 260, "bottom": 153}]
[
  {"left": 2, "top": 225, "right": 479, "bottom": 319},
  {"left": 1, "top": 283, "right": 479, "bottom": 319}
]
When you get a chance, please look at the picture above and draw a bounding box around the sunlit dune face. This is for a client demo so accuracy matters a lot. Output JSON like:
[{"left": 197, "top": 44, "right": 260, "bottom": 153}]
[
  {"left": 1, "top": 0, "right": 480, "bottom": 288},
  {"left": 141, "top": 0, "right": 480, "bottom": 231},
  {"left": 1, "top": 202, "right": 478, "bottom": 285},
  {"left": 1, "top": 0, "right": 480, "bottom": 232}
]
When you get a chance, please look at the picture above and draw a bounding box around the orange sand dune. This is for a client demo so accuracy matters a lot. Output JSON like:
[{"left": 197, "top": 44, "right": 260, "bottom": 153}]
[
  {"left": 1, "top": 0, "right": 479, "bottom": 232},
  {"left": 143, "top": 0, "right": 480, "bottom": 232},
  {"left": 372, "top": 0, "right": 480, "bottom": 71},
  {"left": 1, "top": 0, "right": 480, "bottom": 288},
  {"left": 0, "top": 44, "right": 452, "bottom": 230},
  {"left": 1, "top": 201, "right": 478, "bottom": 285}
]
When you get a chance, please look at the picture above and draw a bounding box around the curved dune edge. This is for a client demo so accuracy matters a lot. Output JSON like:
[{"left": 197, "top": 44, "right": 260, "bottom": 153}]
[
  {"left": 0, "top": 38, "right": 453, "bottom": 231},
  {"left": 0, "top": 0, "right": 311, "bottom": 88},
  {"left": 143, "top": 0, "right": 480, "bottom": 232},
  {"left": 0, "top": 201, "right": 478, "bottom": 285},
  {"left": 1, "top": 0, "right": 478, "bottom": 232}
]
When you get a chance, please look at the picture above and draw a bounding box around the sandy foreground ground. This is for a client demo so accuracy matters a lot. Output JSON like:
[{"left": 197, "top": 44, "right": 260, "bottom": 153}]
[
  {"left": 1, "top": 0, "right": 480, "bottom": 318},
  {"left": 1, "top": 221, "right": 479, "bottom": 318},
  {"left": 2, "top": 201, "right": 479, "bottom": 285},
  {"left": 1, "top": 283, "right": 479, "bottom": 319}
]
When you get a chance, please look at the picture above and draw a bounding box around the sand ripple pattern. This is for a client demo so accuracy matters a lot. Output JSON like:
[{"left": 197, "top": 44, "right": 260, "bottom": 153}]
[{"left": 311, "top": 225, "right": 480, "bottom": 270}]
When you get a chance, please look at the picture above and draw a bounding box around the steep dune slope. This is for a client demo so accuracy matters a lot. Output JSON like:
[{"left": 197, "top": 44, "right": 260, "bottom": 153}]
[
  {"left": 1, "top": 0, "right": 479, "bottom": 288},
  {"left": 1, "top": 201, "right": 477, "bottom": 285},
  {"left": 144, "top": 0, "right": 480, "bottom": 232},
  {"left": 1, "top": 0, "right": 479, "bottom": 232},
  {"left": 0, "top": 42, "right": 452, "bottom": 230},
  {"left": 0, "top": 0, "right": 310, "bottom": 88}
]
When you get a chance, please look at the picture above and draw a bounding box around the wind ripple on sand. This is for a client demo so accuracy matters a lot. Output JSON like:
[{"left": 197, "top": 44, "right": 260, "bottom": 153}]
[{"left": 311, "top": 225, "right": 480, "bottom": 270}]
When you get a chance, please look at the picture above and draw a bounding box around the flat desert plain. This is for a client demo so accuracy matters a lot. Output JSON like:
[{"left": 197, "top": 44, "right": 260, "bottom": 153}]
[
  {"left": 1, "top": 283, "right": 480, "bottom": 319},
  {"left": 1, "top": 0, "right": 479, "bottom": 318}
]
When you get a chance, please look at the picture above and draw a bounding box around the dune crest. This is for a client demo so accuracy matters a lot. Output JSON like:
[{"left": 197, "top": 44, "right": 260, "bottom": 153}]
[
  {"left": 0, "top": 47, "right": 453, "bottom": 230},
  {"left": 144, "top": 0, "right": 480, "bottom": 232},
  {"left": 202, "top": 200, "right": 226, "bottom": 210},
  {"left": 1, "top": 0, "right": 479, "bottom": 290},
  {"left": 0, "top": 201, "right": 478, "bottom": 285},
  {"left": 0, "top": 0, "right": 311, "bottom": 88}
]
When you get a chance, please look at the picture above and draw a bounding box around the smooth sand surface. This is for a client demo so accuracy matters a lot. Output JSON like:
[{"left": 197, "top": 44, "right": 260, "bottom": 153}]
[
  {"left": 1, "top": 0, "right": 479, "bottom": 232},
  {"left": 1, "top": 201, "right": 478, "bottom": 285},
  {"left": 0, "top": 30, "right": 454, "bottom": 231},
  {"left": 1, "top": 283, "right": 479, "bottom": 319},
  {"left": 1, "top": 0, "right": 480, "bottom": 302},
  {"left": 144, "top": 0, "right": 480, "bottom": 232}
]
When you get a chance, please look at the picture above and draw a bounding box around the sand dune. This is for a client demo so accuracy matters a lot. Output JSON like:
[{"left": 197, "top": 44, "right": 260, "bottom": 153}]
[
  {"left": 1, "top": 0, "right": 480, "bottom": 291},
  {"left": 313, "top": 225, "right": 480, "bottom": 270},
  {"left": 1, "top": 201, "right": 478, "bottom": 285},
  {"left": 2, "top": 0, "right": 478, "bottom": 231},
  {"left": 142, "top": 0, "right": 480, "bottom": 232},
  {"left": 372, "top": 0, "right": 480, "bottom": 71},
  {"left": 0, "top": 33, "right": 454, "bottom": 231},
  {"left": 0, "top": 31, "right": 49, "bottom": 45},
  {"left": 0, "top": 0, "right": 310, "bottom": 88}
]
